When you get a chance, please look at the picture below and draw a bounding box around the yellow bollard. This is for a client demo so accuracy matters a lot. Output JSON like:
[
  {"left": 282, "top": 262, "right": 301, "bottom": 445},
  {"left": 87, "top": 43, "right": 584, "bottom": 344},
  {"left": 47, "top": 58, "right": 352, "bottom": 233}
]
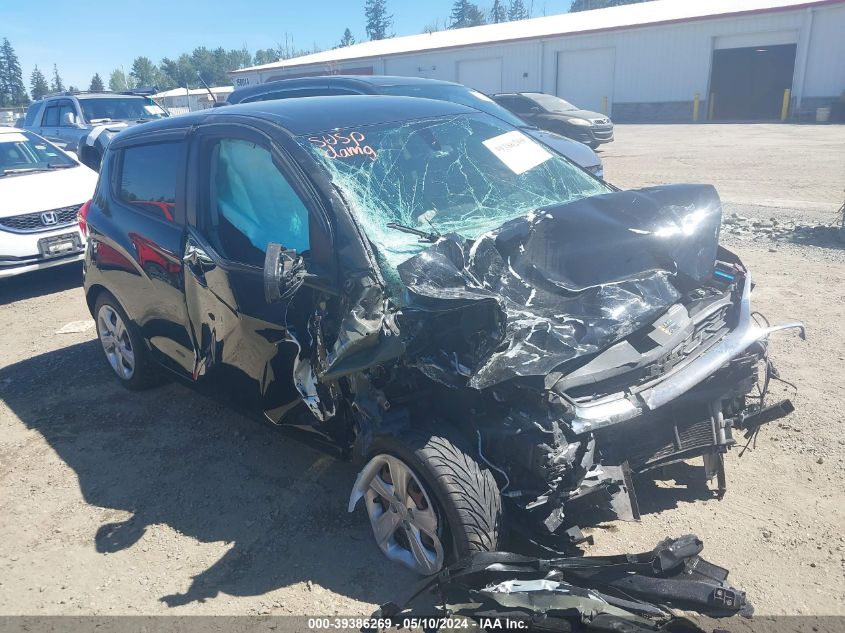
[
  {"left": 708, "top": 93, "right": 715, "bottom": 120},
  {"left": 780, "top": 88, "right": 791, "bottom": 121},
  {"left": 602, "top": 96, "right": 608, "bottom": 115},
  {"left": 693, "top": 93, "right": 700, "bottom": 122}
]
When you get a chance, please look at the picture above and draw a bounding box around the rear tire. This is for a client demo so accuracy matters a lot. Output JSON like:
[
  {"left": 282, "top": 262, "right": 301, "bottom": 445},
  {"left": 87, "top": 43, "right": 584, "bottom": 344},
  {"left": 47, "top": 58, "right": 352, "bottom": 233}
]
[
  {"left": 359, "top": 428, "right": 503, "bottom": 574},
  {"left": 94, "top": 291, "right": 161, "bottom": 390}
]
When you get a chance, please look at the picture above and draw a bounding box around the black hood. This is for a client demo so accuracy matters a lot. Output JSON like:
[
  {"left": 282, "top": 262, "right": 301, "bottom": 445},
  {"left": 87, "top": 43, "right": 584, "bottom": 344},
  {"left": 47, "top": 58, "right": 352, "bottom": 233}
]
[{"left": 396, "top": 184, "right": 722, "bottom": 390}]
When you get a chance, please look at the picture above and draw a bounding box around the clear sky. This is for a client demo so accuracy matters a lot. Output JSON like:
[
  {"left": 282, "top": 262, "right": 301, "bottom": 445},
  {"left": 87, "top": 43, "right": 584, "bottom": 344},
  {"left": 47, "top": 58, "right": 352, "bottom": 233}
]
[{"left": 2, "top": 0, "right": 573, "bottom": 90}]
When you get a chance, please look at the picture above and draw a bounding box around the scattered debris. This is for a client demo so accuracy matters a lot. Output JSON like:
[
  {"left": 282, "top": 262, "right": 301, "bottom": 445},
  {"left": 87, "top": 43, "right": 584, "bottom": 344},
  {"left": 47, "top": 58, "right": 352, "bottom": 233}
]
[
  {"left": 54, "top": 320, "right": 95, "bottom": 335},
  {"left": 373, "top": 535, "right": 752, "bottom": 632},
  {"left": 722, "top": 212, "right": 842, "bottom": 246}
]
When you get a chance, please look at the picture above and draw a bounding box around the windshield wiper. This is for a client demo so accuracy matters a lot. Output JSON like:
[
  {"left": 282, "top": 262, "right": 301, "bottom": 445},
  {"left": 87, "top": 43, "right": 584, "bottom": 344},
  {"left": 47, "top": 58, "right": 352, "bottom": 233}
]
[
  {"left": 386, "top": 222, "right": 441, "bottom": 242},
  {"left": 0, "top": 167, "right": 47, "bottom": 177},
  {"left": 47, "top": 162, "right": 75, "bottom": 169}
]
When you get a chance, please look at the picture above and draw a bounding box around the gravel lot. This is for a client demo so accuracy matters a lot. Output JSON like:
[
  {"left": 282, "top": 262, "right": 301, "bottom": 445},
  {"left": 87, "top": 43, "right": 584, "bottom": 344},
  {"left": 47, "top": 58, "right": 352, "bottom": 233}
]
[{"left": 1, "top": 123, "right": 843, "bottom": 617}]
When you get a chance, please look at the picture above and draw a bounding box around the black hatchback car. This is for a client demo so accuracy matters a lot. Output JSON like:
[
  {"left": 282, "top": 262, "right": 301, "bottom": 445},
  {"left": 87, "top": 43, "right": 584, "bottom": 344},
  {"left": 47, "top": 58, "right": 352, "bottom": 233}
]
[{"left": 82, "top": 96, "right": 802, "bottom": 575}]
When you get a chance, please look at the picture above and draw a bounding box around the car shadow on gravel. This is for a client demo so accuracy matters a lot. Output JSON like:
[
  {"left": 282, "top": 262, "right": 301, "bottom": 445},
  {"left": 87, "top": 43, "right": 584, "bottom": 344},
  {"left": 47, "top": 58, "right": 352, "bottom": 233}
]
[
  {"left": 0, "top": 261, "right": 83, "bottom": 306},
  {"left": 0, "top": 339, "right": 417, "bottom": 610}
]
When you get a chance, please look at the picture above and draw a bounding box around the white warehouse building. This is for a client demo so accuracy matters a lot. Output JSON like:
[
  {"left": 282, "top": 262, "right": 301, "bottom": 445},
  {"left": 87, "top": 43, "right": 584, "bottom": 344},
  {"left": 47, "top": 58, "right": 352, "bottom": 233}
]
[{"left": 229, "top": 0, "right": 845, "bottom": 122}]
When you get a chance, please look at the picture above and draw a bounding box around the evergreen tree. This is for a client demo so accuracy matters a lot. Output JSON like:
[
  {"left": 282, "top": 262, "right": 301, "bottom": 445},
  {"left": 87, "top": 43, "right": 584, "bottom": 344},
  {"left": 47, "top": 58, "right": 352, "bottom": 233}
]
[
  {"left": 108, "top": 68, "right": 133, "bottom": 92},
  {"left": 337, "top": 28, "right": 356, "bottom": 48},
  {"left": 0, "top": 38, "right": 29, "bottom": 106},
  {"left": 50, "top": 64, "right": 64, "bottom": 92},
  {"left": 508, "top": 0, "right": 529, "bottom": 20},
  {"left": 89, "top": 73, "right": 105, "bottom": 92},
  {"left": 570, "top": 0, "right": 648, "bottom": 11},
  {"left": 130, "top": 56, "right": 158, "bottom": 87},
  {"left": 449, "top": 0, "right": 486, "bottom": 28},
  {"left": 490, "top": 0, "right": 508, "bottom": 23},
  {"left": 160, "top": 55, "right": 196, "bottom": 89},
  {"left": 30, "top": 66, "right": 49, "bottom": 100},
  {"left": 365, "top": 0, "right": 393, "bottom": 40}
]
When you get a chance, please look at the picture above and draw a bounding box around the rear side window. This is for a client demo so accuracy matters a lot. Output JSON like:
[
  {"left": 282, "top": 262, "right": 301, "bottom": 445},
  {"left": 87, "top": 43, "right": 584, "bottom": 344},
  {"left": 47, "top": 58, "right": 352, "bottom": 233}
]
[
  {"left": 118, "top": 142, "right": 180, "bottom": 222},
  {"left": 23, "top": 103, "right": 40, "bottom": 127},
  {"left": 42, "top": 105, "right": 59, "bottom": 126}
]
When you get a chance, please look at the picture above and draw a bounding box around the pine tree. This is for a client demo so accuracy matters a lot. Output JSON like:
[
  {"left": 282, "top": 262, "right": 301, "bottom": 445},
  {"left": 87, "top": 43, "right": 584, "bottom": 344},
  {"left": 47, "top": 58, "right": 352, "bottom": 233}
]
[
  {"left": 338, "top": 28, "right": 356, "bottom": 48},
  {"left": 89, "top": 73, "right": 105, "bottom": 91},
  {"left": 508, "top": 0, "right": 529, "bottom": 20},
  {"left": 50, "top": 64, "right": 65, "bottom": 92},
  {"left": 130, "top": 56, "right": 157, "bottom": 87},
  {"left": 0, "top": 38, "right": 29, "bottom": 106},
  {"left": 490, "top": 0, "right": 508, "bottom": 23},
  {"left": 30, "top": 66, "right": 49, "bottom": 100},
  {"left": 365, "top": 0, "right": 393, "bottom": 40},
  {"left": 449, "top": 0, "right": 486, "bottom": 28}
]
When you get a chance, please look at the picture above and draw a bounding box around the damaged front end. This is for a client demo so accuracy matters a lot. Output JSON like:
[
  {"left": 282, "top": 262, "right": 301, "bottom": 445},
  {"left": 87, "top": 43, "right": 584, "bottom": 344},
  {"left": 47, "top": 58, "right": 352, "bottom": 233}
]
[{"left": 353, "top": 184, "right": 805, "bottom": 546}]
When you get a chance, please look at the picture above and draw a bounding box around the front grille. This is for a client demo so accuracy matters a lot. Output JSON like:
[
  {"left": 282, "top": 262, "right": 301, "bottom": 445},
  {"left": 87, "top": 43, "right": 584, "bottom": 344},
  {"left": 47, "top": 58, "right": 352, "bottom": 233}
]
[
  {"left": 0, "top": 205, "right": 81, "bottom": 233},
  {"left": 563, "top": 301, "right": 731, "bottom": 404},
  {"left": 592, "top": 127, "right": 614, "bottom": 140},
  {"left": 647, "top": 303, "right": 730, "bottom": 379}
]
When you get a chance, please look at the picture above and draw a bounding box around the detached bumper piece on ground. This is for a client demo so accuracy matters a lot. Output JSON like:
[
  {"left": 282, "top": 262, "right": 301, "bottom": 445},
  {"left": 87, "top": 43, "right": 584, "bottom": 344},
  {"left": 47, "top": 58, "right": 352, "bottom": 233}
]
[{"left": 373, "top": 535, "right": 752, "bottom": 632}]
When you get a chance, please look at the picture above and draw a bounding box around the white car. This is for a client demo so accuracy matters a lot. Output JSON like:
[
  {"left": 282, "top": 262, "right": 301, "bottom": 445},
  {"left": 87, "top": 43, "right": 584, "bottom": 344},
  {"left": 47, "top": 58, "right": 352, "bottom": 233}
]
[{"left": 0, "top": 127, "right": 98, "bottom": 278}]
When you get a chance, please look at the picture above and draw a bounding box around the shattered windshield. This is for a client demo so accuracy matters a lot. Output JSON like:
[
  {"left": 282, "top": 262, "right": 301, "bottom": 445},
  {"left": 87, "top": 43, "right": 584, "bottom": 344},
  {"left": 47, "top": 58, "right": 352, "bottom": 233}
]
[{"left": 298, "top": 114, "right": 610, "bottom": 269}]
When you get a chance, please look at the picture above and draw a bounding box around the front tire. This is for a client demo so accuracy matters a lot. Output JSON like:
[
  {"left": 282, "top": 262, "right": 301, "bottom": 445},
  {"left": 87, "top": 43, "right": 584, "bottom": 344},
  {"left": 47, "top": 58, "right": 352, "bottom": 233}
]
[
  {"left": 94, "top": 291, "right": 160, "bottom": 390},
  {"left": 351, "top": 428, "right": 503, "bottom": 574}
]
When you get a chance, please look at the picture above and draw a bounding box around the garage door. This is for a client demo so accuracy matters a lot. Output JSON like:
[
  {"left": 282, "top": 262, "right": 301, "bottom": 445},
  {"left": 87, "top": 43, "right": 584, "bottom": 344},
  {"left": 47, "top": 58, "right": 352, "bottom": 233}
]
[
  {"left": 556, "top": 48, "right": 615, "bottom": 113},
  {"left": 708, "top": 44, "right": 797, "bottom": 120},
  {"left": 457, "top": 58, "right": 503, "bottom": 95}
]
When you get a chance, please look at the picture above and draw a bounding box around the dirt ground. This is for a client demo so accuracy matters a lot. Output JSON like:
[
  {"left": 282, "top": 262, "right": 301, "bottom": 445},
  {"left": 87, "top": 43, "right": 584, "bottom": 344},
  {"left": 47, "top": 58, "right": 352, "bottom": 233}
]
[{"left": 1, "top": 124, "right": 843, "bottom": 617}]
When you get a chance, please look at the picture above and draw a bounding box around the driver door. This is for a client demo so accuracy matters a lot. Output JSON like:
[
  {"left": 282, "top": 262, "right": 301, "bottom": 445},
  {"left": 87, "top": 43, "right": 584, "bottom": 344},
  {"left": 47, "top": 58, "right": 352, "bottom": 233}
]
[{"left": 182, "top": 123, "right": 332, "bottom": 424}]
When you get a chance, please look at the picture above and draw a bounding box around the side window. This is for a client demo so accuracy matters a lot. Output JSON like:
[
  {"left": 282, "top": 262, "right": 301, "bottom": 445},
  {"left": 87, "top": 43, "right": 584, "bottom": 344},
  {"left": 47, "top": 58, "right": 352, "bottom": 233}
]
[
  {"left": 204, "top": 137, "right": 310, "bottom": 267},
  {"left": 58, "top": 102, "right": 76, "bottom": 126},
  {"left": 42, "top": 105, "right": 59, "bottom": 127},
  {"left": 118, "top": 142, "right": 180, "bottom": 222}
]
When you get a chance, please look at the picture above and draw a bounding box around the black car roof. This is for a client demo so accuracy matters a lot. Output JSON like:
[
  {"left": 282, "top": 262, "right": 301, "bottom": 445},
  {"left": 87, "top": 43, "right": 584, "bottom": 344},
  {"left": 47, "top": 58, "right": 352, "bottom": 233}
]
[
  {"left": 227, "top": 75, "right": 460, "bottom": 104},
  {"left": 114, "top": 95, "right": 475, "bottom": 141}
]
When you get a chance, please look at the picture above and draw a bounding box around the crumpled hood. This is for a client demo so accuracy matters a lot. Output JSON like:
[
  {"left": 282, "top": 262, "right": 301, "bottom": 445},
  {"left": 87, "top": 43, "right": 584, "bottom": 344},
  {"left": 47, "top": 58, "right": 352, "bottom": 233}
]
[{"left": 396, "top": 184, "right": 722, "bottom": 390}]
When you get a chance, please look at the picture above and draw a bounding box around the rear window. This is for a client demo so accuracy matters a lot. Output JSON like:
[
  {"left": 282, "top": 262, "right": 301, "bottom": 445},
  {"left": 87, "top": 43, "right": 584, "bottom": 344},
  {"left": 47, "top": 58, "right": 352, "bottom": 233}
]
[{"left": 118, "top": 142, "right": 180, "bottom": 222}]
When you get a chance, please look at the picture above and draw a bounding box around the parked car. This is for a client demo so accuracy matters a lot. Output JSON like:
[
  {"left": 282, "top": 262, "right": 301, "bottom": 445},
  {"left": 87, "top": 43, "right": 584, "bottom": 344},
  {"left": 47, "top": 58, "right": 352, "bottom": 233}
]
[
  {"left": 491, "top": 92, "right": 614, "bottom": 148},
  {"left": 226, "top": 76, "right": 605, "bottom": 179},
  {"left": 0, "top": 127, "right": 98, "bottom": 278},
  {"left": 22, "top": 91, "right": 168, "bottom": 171},
  {"left": 82, "top": 96, "right": 802, "bottom": 575}
]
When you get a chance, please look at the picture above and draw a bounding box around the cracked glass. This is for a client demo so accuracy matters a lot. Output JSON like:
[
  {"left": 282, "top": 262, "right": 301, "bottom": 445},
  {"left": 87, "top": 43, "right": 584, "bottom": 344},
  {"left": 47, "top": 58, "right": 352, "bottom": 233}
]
[{"left": 299, "top": 114, "right": 610, "bottom": 271}]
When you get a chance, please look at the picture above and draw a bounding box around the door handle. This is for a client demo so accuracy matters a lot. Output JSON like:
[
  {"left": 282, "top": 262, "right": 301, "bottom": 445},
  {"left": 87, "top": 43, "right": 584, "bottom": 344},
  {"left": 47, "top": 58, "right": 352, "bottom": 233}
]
[{"left": 183, "top": 242, "right": 213, "bottom": 267}]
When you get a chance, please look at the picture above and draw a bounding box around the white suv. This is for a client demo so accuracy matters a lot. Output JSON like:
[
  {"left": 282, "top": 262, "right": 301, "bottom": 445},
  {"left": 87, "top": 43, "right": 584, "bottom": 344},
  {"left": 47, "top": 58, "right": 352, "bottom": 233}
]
[{"left": 0, "top": 127, "right": 98, "bottom": 278}]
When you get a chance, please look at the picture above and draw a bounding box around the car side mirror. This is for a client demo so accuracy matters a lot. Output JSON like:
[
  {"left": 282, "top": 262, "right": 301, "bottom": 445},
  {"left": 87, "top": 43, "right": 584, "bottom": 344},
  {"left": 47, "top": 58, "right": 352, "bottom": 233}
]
[
  {"left": 61, "top": 111, "right": 77, "bottom": 126},
  {"left": 263, "top": 243, "right": 304, "bottom": 303}
]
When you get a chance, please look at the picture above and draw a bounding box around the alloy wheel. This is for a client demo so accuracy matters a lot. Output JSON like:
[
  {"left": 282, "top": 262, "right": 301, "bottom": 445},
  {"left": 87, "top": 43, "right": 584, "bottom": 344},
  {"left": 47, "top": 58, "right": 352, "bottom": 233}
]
[
  {"left": 97, "top": 304, "right": 135, "bottom": 380},
  {"left": 351, "top": 454, "right": 445, "bottom": 574}
]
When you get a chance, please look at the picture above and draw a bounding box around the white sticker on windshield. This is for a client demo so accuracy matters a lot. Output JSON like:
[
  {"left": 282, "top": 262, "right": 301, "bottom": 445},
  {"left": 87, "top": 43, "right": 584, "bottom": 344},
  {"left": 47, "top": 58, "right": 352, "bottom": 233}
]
[{"left": 482, "top": 131, "right": 552, "bottom": 175}]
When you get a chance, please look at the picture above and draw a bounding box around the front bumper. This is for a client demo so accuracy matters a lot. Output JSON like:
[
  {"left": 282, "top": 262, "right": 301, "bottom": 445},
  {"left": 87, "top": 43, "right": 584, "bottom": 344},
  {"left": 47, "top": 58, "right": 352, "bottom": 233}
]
[
  {"left": 568, "top": 272, "right": 804, "bottom": 435},
  {"left": 0, "top": 225, "right": 86, "bottom": 278},
  {"left": 568, "top": 125, "right": 614, "bottom": 145}
]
